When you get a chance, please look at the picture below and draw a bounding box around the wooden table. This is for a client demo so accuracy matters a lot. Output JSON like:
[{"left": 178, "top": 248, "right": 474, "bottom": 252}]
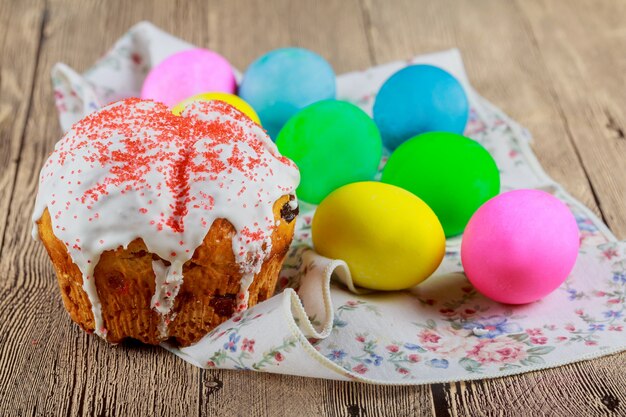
[{"left": 1, "top": 0, "right": 624, "bottom": 415}]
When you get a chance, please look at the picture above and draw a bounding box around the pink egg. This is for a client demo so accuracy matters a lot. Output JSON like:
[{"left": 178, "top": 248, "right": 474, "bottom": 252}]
[
  {"left": 141, "top": 48, "right": 236, "bottom": 107},
  {"left": 461, "top": 189, "right": 579, "bottom": 304}
]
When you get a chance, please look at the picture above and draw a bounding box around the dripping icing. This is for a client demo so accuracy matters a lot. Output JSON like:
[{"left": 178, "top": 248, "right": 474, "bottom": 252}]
[{"left": 32, "top": 98, "right": 299, "bottom": 339}]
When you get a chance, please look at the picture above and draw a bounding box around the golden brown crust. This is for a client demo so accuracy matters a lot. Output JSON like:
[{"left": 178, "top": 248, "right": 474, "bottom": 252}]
[{"left": 37, "top": 195, "right": 295, "bottom": 346}]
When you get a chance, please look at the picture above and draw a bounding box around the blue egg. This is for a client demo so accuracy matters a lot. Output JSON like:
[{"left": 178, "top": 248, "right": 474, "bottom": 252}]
[
  {"left": 373, "top": 65, "right": 469, "bottom": 150},
  {"left": 239, "top": 48, "right": 336, "bottom": 139}
]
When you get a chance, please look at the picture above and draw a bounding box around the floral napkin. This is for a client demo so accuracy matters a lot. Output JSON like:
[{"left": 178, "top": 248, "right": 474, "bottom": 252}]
[{"left": 51, "top": 22, "right": 625, "bottom": 384}]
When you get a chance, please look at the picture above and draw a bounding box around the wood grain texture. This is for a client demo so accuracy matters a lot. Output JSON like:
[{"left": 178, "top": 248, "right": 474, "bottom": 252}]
[
  {"left": 206, "top": 0, "right": 372, "bottom": 73},
  {"left": 517, "top": 0, "right": 626, "bottom": 238},
  {"left": 0, "top": 0, "right": 624, "bottom": 416},
  {"left": 0, "top": 0, "right": 44, "bottom": 256}
]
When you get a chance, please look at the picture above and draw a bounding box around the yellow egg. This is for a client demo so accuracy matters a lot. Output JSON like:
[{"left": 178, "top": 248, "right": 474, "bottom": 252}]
[
  {"left": 312, "top": 181, "right": 445, "bottom": 290},
  {"left": 172, "top": 92, "right": 261, "bottom": 124}
]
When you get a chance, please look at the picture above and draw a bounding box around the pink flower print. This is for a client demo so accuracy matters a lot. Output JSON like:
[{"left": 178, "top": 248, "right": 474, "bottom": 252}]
[
  {"left": 609, "top": 325, "right": 623, "bottom": 331},
  {"left": 408, "top": 354, "right": 420, "bottom": 363},
  {"left": 556, "top": 336, "right": 568, "bottom": 342},
  {"left": 608, "top": 299, "right": 620, "bottom": 304},
  {"left": 352, "top": 364, "right": 368, "bottom": 374},
  {"left": 207, "top": 361, "right": 216, "bottom": 367},
  {"left": 545, "top": 324, "right": 557, "bottom": 331},
  {"left": 579, "top": 233, "right": 587, "bottom": 245},
  {"left": 421, "top": 328, "right": 472, "bottom": 356},
  {"left": 386, "top": 345, "right": 400, "bottom": 353},
  {"left": 54, "top": 90, "right": 64, "bottom": 100},
  {"left": 418, "top": 329, "right": 443, "bottom": 352},
  {"left": 346, "top": 300, "right": 359, "bottom": 307},
  {"left": 467, "top": 339, "right": 527, "bottom": 364},
  {"left": 508, "top": 150, "right": 519, "bottom": 158},
  {"left": 242, "top": 338, "right": 255, "bottom": 353},
  {"left": 419, "top": 329, "right": 441, "bottom": 344},
  {"left": 594, "top": 291, "right": 606, "bottom": 297},
  {"left": 525, "top": 328, "right": 543, "bottom": 336},
  {"left": 439, "top": 308, "right": 456, "bottom": 317},
  {"left": 463, "top": 308, "right": 477, "bottom": 316},
  {"left": 530, "top": 336, "right": 548, "bottom": 345},
  {"left": 131, "top": 52, "right": 142, "bottom": 65},
  {"left": 575, "top": 309, "right": 584, "bottom": 315},
  {"left": 602, "top": 248, "right": 619, "bottom": 260},
  {"left": 397, "top": 367, "right": 410, "bottom": 375},
  {"left": 565, "top": 324, "right": 576, "bottom": 332},
  {"left": 274, "top": 352, "right": 285, "bottom": 362},
  {"left": 232, "top": 315, "right": 242, "bottom": 323},
  {"left": 355, "top": 335, "right": 366, "bottom": 343},
  {"left": 585, "top": 340, "right": 598, "bottom": 346}
]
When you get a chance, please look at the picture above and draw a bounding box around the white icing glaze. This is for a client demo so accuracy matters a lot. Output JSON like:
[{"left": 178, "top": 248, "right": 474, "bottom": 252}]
[{"left": 32, "top": 98, "right": 299, "bottom": 339}]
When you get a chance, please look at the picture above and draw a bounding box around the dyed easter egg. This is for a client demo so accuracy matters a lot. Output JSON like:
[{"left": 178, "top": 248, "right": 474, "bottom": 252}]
[
  {"left": 382, "top": 132, "right": 499, "bottom": 237},
  {"left": 141, "top": 48, "right": 236, "bottom": 107},
  {"left": 312, "top": 182, "right": 445, "bottom": 291},
  {"left": 276, "top": 100, "right": 382, "bottom": 204},
  {"left": 461, "top": 189, "right": 580, "bottom": 304},
  {"left": 373, "top": 65, "right": 469, "bottom": 150},
  {"left": 172, "top": 92, "right": 261, "bottom": 124},
  {"left": 239, "top": 47, "right": 336, "bottom": 139}
]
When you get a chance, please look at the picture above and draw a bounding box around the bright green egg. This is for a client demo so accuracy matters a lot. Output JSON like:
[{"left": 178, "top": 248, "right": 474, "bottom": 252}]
[
  {"left": 381, "top": 132, "right": 500, "bottom": 237},
  {"left": 276, "top": 100, "right": 382, "bottom": 204}
]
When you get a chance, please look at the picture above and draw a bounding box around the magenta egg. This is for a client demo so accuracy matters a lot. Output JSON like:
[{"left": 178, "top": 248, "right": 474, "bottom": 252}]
[
  {"left": 461, "top": 189, "right": 580, "bottom": 304},
  {"left": 141, "top": 48, "right": 236, "bottom": 107}
]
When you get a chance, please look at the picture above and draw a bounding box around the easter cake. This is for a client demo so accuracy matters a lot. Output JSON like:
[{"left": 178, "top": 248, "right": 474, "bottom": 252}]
[{"left": 32, "top": 98, "right": 300, "bottom": 346}]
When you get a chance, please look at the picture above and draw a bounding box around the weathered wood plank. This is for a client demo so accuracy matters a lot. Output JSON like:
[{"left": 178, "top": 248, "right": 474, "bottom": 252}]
[
  {"left": 0, "top": 0, "right": 44, "bottom": 255},
  {"left": 361, "top": 0, "right": 626, "bottom": 415},
  {"left": 200, "top": 369, "right": 436, "bottom": 417},
  {"left": 0, "top": 1, "right": 48, "bottom": 411},
  {"left": 517, "top": 0, "right": 626, "bottom": 237},
  {"left": 205, "top": 0, "right": 372, "bottom": 73}
]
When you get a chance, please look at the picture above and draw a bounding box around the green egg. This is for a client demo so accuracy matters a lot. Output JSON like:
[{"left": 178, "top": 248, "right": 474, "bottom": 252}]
[
  {"left": 276, "top": 100, "right": 382, "bottom": 204},
  {"left": 381, "top": 132, "right": 500, "bottom": 237}
]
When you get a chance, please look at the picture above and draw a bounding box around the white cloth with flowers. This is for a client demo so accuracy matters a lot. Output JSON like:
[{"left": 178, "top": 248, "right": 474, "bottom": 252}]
[{"left": 51, "top": 22, "right": 626, "bottom": 384}]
